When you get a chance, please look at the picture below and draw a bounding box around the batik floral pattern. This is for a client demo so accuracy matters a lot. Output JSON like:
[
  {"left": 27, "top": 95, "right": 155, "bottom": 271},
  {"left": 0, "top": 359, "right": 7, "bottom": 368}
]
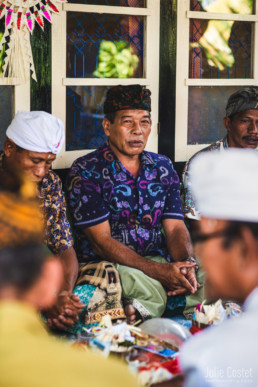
[
  {"left": 67, "top": 145, "right": 184, "bottom": 262},
  {"left": 38, "top": 170, "right": 73, "bottom": 254}
]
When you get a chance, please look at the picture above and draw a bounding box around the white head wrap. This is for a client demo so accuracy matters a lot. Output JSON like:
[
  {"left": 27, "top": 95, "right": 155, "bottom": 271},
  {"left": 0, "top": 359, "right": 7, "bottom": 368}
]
[
  {"left": 6, "top": 111, "right": 64, "bottom": 154},
  {"left": 189, "top": 148, "right": 258, "bottom": 222}
]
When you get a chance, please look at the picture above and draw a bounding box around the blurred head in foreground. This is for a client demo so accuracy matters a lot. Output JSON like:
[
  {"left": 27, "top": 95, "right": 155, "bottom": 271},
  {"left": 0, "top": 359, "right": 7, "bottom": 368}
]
[
  {"left": 189, "top": 149, "right": 258, "bottom": 303},
  {"left": 0, "top": 170, "right": 63, "bottom": 309}
]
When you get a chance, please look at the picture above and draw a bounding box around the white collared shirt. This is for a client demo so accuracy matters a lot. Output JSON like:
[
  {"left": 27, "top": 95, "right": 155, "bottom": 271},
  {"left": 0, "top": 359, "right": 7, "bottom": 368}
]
[{"left": 180, "top": 288, "right": 258, "bottom": 386}]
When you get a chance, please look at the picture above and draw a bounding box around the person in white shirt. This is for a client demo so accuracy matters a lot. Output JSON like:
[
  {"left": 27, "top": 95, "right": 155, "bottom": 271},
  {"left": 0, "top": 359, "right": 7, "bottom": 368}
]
[{"left": 165, "top": 149, "right": 258, "bottom": 387}]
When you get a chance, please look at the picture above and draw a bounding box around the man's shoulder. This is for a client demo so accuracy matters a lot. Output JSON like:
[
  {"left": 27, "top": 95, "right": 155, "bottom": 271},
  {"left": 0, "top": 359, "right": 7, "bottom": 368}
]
[
  {"left": 41, "top": 169, "right": 62, "bottom": 188},
  {"left": 186, "top": 138, "right": 224, "bottom": 168},
  {"left": 71, "top": 147, "right": 109, "bottom": 170},
  {"left": 38, "top": 170, "right": 65, "bottom": 205}
]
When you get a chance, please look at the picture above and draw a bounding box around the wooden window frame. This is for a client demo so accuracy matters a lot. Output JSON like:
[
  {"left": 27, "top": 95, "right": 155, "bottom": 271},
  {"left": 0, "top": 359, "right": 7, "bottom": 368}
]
[
  {"left": 0, "top": 79, "right": 30, "bottom": 115},
  {"left": 175, "top": 0, "right": 258, "bottom": 162},
  {"left": 52, "top": 0, "right": 160, "bottom": 169}
]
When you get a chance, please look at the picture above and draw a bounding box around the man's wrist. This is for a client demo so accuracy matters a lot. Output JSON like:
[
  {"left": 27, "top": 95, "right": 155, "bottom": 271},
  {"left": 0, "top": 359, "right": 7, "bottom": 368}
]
[
  {"left": 58, "top": 289, "right": 74, "bottom": 298},
  {"left": 58, "top": 290, "right": 70, "bottom": 296},
  {"left": 182, "top": 256, "right": 199, "bottom": 272}
]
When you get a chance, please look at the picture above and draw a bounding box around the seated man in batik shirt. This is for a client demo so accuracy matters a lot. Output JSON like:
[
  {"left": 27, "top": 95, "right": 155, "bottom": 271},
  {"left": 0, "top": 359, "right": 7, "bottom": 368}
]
[
  {"left": 182, "top": 87, "right": 258, "bottom": 229},
  {"left": 67, "top": 85, "right": 202, "bottom": 324},
  {"left": 1, "top": 111, "right": 123, "bottom": 333}
]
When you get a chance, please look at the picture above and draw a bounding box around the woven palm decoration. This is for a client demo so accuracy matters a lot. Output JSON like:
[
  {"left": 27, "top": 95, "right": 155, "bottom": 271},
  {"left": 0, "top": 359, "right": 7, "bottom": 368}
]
[{"left": 0, "top": 0, "right": 64, "bottom": 82}]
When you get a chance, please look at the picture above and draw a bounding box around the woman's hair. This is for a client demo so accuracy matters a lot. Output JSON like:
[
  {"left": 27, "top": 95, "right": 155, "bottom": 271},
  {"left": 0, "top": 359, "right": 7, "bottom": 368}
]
[{"left": 0, "top": 244, "right": 50, "bottom": 292}]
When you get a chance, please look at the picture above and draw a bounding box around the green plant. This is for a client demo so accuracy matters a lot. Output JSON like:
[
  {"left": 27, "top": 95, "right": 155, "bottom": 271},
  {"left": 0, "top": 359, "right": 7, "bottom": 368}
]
[
  {"left": 191, "top": 0, "right": 252, "bottom": 70},
  {"left": 94, "top": 40, "right": 139, "bottom": 78}
]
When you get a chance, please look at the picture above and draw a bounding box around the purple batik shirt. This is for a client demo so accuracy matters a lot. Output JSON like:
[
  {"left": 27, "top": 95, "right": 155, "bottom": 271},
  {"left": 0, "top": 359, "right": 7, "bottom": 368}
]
[{"left": 67, "top": 145, "right": 184, "bottom": 263}]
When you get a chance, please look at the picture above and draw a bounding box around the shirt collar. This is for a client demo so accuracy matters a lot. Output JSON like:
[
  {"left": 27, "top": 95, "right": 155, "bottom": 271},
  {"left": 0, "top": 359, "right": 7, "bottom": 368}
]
[
  {"left": 223, "top": 136, "right": 229, "bottom": 149},
  {"left": 140, "top": 151, "right": 156, "bottom": 166},
  {"left": 103, "top": 144, "right": 156, "bottom": 165},
  {"left": 242, "top": 287, "right": 258, "bottom": 313}
]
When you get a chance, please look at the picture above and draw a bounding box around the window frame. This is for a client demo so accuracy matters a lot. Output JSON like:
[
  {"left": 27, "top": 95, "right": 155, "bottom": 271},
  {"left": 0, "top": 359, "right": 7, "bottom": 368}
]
[
  {"left": 175, "top": 0, "right": 258, "bottom": 162},
  {"left": 0, "top": 79, "right": 30, "bottom": 116},
  {"left": 52, "top": 0, "right": 160, "bottom": 169}
]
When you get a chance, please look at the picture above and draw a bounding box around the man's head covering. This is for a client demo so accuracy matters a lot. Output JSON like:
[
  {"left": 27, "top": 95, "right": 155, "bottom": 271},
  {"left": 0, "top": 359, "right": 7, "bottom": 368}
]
[
  {"left": 6, "top": 111, "right": 64, "bottom": 154},
  {"left": 189, "top": 149, "right": 258, "bottom": 222},
  {"left": 0, "top": 170, "right": 44, "bottom": 248},
  {"left": 104, "top": 85, "right": 151, "bottom": 114},
  {"left": 225, "top": 87, "right": 258, "bottom": 117}
]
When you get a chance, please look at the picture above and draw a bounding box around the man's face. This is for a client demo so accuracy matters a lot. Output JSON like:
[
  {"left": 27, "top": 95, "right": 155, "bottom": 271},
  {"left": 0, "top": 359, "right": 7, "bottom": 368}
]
[
  {"left": 194, "top": 218, "right": 242, "bottom": 302},
  {"left": 102, "top": 109, "right": 151, "bottom": 160},
  {"left": 4, "top": 140, "right": 56, "bottom": 183},
  {"left": 223, "top": 109, "right": 258, "bottom": 149}
]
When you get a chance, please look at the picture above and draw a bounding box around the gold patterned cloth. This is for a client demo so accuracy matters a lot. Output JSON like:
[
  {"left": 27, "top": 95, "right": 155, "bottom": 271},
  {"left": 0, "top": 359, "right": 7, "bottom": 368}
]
[
  {"left": 76, "top": 261, "right": 126, "bottom": 324},
  {"left": 0, "top": 170, "right": 44, "bottom": 248}
]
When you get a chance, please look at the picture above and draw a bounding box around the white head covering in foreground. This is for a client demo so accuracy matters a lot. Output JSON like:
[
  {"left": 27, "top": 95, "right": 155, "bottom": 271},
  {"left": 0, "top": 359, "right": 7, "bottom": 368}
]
[
  {"left": 189, "top": 148, "right": 258, "bottom": 222},
  {"left": 6, "top": 111, "right": 64, "bottom": 154}
]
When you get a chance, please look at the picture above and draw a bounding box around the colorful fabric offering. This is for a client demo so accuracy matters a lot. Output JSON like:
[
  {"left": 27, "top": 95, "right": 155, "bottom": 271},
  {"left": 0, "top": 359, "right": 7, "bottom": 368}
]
[
  {"left": 76, "top": 261, "right": 126, "bottom": 325},
  {"left": 63, "top": 283, "right": 98, "bottom": 335},
  {"left": 58, "top": 261, "right": 126, "bottom": 335},
  {"left": 67, "top": 145, "right": 184, "bottom": 263}
]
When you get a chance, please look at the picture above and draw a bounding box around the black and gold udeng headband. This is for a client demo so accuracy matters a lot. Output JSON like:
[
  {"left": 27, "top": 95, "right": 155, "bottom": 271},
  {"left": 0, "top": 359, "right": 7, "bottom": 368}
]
[{"left": 104, "top": 84, "right": 151, "bottom": 114}]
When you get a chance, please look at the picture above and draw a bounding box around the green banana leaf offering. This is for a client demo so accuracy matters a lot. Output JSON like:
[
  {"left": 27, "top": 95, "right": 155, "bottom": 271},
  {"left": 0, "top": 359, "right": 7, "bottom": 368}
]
[{"left": 94, "top": 40, "right": 139, "bottom": 78}]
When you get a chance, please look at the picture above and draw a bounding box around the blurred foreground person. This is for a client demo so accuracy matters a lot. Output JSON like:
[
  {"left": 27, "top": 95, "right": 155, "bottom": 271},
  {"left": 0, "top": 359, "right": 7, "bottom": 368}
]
[
  {"left": 168, "top": 149, "right": 258, "bottom": 386},
  {"left": 0, "top": 171, "right": 137, "bottom": 387}
]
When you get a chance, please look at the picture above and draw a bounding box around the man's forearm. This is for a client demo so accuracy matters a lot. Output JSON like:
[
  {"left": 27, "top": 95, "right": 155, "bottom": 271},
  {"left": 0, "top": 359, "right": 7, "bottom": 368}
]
[
  {"left": 83, "top": 222, "right": 196, "bottom": 293},
  {"left": 163, "top": 220, "right": 193, "bottom": 262},
  {"left": 167, "top": 231, "right": 193, "bottom": 262},
  {"left": 85, "top": 229, "right": 164, "bottom": 281},
  {"left": 88, "top": 235, "right": 195, "bottom": 292},
  {"left": 58, "top": 247, "right": 79, "bottom": 292}
]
